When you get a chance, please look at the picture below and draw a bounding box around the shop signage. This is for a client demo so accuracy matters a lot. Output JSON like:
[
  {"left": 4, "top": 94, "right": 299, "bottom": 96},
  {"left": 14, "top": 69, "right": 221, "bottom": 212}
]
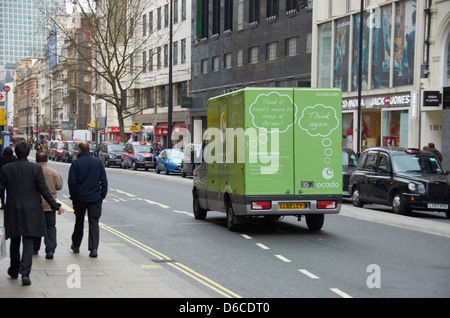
[
  {"left": 343, "top": 93, "right": 411, "bottom": 109},
  {"left": 422, "top": 90, "right": 441, "bottom": 107}
]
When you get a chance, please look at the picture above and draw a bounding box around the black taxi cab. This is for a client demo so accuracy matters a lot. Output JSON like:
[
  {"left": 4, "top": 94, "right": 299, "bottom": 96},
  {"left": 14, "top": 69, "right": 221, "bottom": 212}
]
[
  {"left": 121, "top": 141, "right": 155, "bottom": 170},
  {"left": 349, "top": 147, "right": 450, "bottom": 218}
]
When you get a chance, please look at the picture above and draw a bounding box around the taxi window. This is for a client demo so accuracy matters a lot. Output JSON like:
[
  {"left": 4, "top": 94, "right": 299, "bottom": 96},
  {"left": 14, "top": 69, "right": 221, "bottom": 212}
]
[
  {"left": 364, "top": 152, "right": 378, "bottom": 171},
  {"left": 377, "top": 153, "right": 390, "bottom": 172}
]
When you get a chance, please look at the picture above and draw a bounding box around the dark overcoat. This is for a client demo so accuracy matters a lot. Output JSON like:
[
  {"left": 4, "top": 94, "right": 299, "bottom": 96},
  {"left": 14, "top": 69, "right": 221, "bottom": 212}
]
[{"left": 0, "top": 158, "right": 61, "bottom": 239}]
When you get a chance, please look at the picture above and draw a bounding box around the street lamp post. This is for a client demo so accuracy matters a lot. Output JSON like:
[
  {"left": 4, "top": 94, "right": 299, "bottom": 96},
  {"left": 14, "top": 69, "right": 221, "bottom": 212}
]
[
  {"left": 356, "top": 0, "right": 364, "bottom": 157},
  {"left": 167, "top": 0, "right": 173, "bottom": 149}
]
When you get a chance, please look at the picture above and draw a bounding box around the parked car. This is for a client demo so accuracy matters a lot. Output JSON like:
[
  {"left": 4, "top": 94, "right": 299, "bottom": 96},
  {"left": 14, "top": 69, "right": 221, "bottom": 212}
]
[
  {"left": 156, "top": 149, "right": 184, "bottom": 175},
  {"left": 48, "top": 141, "right": 64, "bottom": 161},
  {"left": 98, "top": 141, "right": 124, "bottom": 167},
  {"left": 349, "top": 147, "right": 450, "bottom": 218},
  {"left": 181, "top": 143, "right": 202, "bottom": 177},
  {"left": 122, "top": 141, "right": 155, "bottom": 170},
  {"left": 62, "top": 141, "right": 76, "bottom": 163},
  {"left": 342, "top": 147, "right": 358, "bottom": 197}
]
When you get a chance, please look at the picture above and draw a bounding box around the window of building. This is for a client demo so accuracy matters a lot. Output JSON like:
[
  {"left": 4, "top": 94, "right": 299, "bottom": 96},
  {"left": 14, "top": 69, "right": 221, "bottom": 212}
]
[
  {"left": 157, "top": 7, "right": 162, "bottom": 30},
  {"left": 237, "top": 0, "right": 244, "bottom": 30},
  {"left": 143, "top": 14, "right": 147, "bottom": 36},
  {"left": 237, "top": 49, "right": 243, "bottom": 67},
  {"left": 211, "top": 56, "right": 219, "bottom": 72},
  {"left": 201, "top": 59, "right": 208, "bottom": 74},
  {"left": 224, "top": 52, "right": 232, "bottom": 69},
  {"left": 143, "top": 51, "right": 147, "bottom": 73},
  {"left": 266, "top": 0, "right": 279, "bottom": 20},
  {"left": 249, "top": 0, "right": 260, "bottom": 25},
  {"left": 212, "top": 0, "right": 220, "bottom": 35},
  {"left": 249, "top": 46, "right": 259, "bottom": 64},
  {"left": 285, "top": 37, "right": 297, "bottom": 57},
  {"left": 164, "top": 44, "right": 168, "bottom": 67},
  {"left": 164, "top": 4, "right": 169, "bottom": 28},
  {"left": 317, "top": 22, "right": 332, "bottom": 87},
  {"left": 149, "top": 49, "right": 153, "bottom": 71},
  {"left": 174, "top": 0, "right": 179, "bottom": 24},
  {"left": 182, "top": 0, "right": 187, "bottom": 21},
  {"left": 149, "top": 11, "right": 153, "bottom": 32},
  {"left": 224, "top": 0, "right": 233, "bottom": 31},
  {"left": 198, "top": 0, "right": 209, "bottom": 39},
  {"left": 181, "top": 39, "right": 186, "bottom": 64},
  {"left": 173, "top": 41, "right": 178, "bottom": 65},
  {"left": 266, "top": 42, "right": 277, "bottom": 61}
]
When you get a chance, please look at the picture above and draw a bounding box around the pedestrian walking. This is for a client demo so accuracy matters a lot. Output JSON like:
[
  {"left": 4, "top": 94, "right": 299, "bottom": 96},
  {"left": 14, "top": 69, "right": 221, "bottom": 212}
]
[
  {"left": 0, "top": 147, "right": 16, "bottom": 209},
  {"left": 428, "top": 143, "right": 443, "bottom": 161},
  {"left": 68, "top": 141, "right": 108, "bottom": 258},
  {"left": 33, "top": 150, "right": 64, "bottom": 260},
  {"left": 0, "top": 142, "right": 63, "bottom": 285}
]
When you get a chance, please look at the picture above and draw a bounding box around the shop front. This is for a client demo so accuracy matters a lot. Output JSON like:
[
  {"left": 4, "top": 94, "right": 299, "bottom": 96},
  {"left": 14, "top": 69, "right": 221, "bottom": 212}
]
[
  {"left": 106, "top": 126, "right": 131, "bottom": 142},
  {"left": 343, "top": 92, "right": 413, "bottom": 152}
]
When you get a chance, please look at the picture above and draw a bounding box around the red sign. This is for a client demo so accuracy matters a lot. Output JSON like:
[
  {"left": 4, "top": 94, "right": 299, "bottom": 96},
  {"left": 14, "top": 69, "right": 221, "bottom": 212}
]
[{"left": 3, "top": 86, "right": 10, "bottom": 93}]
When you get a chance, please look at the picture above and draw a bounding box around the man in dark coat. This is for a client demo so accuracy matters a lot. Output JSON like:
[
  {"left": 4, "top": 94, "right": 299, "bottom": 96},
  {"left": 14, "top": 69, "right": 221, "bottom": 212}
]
[
  {"left": 0, "top": 147, "right": 16, "bottom": 209},
  {"left": 0, "top": 142, "right": 63, "bottom": 285},
  {"left": 68, "top": 141, "right": 107, "bottom": 258}
]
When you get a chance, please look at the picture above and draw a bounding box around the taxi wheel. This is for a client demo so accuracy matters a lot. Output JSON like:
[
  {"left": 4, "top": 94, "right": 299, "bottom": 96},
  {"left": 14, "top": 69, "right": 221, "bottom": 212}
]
[
  {"left": 352, "top": 187, "right": 364, "bottom": 208},
  {"left": 391, "top": 192, "right": 409, "bottom": 215}
]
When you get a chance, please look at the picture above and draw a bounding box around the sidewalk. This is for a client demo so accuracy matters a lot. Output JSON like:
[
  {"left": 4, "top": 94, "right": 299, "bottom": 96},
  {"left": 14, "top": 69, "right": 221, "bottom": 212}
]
[{"left": 0, "top": 210, "right": 212, "bottom": 298}]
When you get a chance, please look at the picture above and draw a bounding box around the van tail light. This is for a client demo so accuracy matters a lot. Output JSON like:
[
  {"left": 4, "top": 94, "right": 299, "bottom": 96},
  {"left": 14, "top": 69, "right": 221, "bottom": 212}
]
[
  {"left": 317, "top": 200, "right": 337, "bottom": 209},
  {"left": 251, "top": 201, "right": 272, "bottom": 210}
]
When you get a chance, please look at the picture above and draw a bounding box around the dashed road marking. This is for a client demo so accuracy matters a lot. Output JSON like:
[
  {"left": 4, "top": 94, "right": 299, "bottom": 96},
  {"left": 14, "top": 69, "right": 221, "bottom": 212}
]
[
  {"left": 275, "top": 255, "right": 291, "bottom": 263},
  {"left": 330, "top": 288, "right": 352, "bottom": 298},
  {"left": 256, "top": 243, "right": 270, "bottom": 250},
  {"left": 298, "top": 269, "right": 319, "bottom": 279}
]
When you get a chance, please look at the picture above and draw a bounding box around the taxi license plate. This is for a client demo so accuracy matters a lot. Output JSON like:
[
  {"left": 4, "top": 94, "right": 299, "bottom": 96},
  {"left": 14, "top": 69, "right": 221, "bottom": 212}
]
[
  {"left": 427, "top": 203, "right": 448, "bottom": 210},
  {"left": 278, "top": 202, "right": 305, "bottom": 210}
]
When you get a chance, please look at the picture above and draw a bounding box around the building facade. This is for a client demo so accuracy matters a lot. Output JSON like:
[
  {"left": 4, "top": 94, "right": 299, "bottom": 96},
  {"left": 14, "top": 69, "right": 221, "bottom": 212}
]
[
  {"left": 0, "top": 0, "right": 65, "bottom": 66},
  {"left": 129, "top": 0, "right": 192, "bottom": 146},
  {"left": 189, "top": 0, "right": 313, "bottom": 144},
  {"left": 312, "top": 0, "right": 450, "bottom": 171}
]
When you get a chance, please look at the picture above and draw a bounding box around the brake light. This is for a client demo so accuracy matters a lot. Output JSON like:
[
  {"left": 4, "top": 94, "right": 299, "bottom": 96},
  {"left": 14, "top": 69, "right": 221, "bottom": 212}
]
[
  {"left": 317, "top": 200, "right": 337, "bottom": 209},
  {"left": 251, "top": 201, "right": 272, "bottom": 210}
]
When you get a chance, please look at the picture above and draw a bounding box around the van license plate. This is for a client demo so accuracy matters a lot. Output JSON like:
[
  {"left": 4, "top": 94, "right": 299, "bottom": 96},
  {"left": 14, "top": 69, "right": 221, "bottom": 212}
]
[
  {"left": 279, "top": 203, "right": 305, "bottom": 210},
  {"left": 427, "top": 203, "right": 448, "bottom": 209}
]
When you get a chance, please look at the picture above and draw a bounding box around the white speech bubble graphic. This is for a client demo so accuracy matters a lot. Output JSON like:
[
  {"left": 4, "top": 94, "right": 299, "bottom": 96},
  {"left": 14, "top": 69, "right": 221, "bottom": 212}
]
[
  {"left": 298, "top": 104, "right": 339, "bottom": 137},
  {"left": 248, "top": 91, "right": 298, "bottom": 134}
]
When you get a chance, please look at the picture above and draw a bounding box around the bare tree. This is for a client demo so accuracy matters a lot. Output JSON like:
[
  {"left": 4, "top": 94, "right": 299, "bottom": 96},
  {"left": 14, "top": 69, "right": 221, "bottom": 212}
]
[{"left": 48, "top": 0, "right": 167, "bottom": 142}]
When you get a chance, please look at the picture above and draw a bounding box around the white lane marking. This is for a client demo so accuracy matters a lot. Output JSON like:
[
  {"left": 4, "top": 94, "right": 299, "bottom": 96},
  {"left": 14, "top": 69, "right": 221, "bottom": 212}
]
[
  {"left": 241, "top": 234, "right": 252, "bottom": 240},
  {"left": 298, "top": 269, "right": 319, "bottom": 279},
  {"left": 275, "top": 255, "right": 291, "bottom": 263},
  {"left": 256, "top": 243, "right": 270, "bottom": 250},
  {"left": 330, "top": 288, "right": 352, "bottom": 298}
]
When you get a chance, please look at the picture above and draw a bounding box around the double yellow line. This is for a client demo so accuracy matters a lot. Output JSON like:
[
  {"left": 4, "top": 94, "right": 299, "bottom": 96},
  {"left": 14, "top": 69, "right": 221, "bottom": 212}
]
[
  {"left": 59, "top": 200, "right": 240, "bottom": 298},
  {"left": 100, "top": 223, "right": 241, "bottom": 298}
]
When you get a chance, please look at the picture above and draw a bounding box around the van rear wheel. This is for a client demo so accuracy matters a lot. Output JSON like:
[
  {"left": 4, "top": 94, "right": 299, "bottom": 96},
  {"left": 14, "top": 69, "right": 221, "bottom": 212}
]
[
  {"left": 226, "top": 202, "right": 240, "bottom": 231},
  {"left": 305, "top": 214, "right": 324, "bottom": 231}
]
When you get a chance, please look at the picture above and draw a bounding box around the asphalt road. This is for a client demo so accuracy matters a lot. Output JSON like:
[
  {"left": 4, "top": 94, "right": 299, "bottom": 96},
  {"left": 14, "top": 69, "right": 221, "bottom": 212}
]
[{"left": 48, "top": 158, "right": 450, "bottom": 298}]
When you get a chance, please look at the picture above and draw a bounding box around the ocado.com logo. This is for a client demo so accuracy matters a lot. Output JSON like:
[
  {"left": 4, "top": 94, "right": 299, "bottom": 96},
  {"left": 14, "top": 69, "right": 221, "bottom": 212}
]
[{"left": 322, "top": 167, "right": 334, "bottom": 180}]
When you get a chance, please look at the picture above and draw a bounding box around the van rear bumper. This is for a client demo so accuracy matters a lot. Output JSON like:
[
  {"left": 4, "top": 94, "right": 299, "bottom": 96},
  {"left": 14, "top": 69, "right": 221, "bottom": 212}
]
[{"left": 238, "top": 194, "right": 342, "bottom": 216}]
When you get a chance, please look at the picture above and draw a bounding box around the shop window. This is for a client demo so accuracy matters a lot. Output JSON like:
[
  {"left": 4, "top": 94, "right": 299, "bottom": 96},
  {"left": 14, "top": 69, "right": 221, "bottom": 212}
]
[
  {"left": 371, "top": 5, "right": 392, "bottom": 89},
  {"left": 382, "top": 109, "right": 408, "bottom": 147},
  {"left": 393, "top": 1, "right": 416, "bottom": 87},
  {"left": 334, "top": 17, "right": 350, "bottom": 92},
  {"left": 317, "top": 22, "right": 332, "bottom": 87}
]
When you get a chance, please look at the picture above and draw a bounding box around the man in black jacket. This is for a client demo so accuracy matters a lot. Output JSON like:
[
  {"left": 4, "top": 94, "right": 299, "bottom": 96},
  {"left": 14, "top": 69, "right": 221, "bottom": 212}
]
[
  {"left": 0, "top": 142, "right": 63, "bottom": 285},
  {"left": 68, "top": 141, "right": 107, "bottom": 258}
]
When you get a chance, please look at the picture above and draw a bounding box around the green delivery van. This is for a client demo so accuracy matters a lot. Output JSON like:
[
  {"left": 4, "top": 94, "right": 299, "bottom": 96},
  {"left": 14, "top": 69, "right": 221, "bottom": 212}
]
[{"left": 192, "top": 88, "right": 342, "bottom": 231}]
